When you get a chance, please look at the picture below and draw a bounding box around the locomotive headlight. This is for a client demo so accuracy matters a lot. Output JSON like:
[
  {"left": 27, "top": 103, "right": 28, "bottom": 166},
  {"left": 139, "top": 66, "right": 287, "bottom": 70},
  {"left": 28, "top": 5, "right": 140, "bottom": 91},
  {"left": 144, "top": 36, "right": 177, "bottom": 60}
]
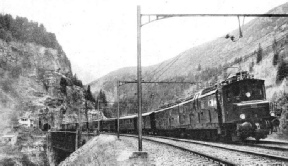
[
  {"left": 246, "top": 92, "right": 251, "bottom": 98},
  {"left": 255, "top": 123, "right": 260, "bottom": 129},
  {"left": 240, "top": 114, "right": 246, "bottom": 119}
]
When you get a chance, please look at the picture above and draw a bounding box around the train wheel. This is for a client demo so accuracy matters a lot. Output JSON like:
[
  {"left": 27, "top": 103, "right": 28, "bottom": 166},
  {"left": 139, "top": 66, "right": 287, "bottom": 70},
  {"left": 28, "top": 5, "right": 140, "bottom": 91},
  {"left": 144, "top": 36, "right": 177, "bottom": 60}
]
[
  {"left": 180, "top": 132, "right": 185, "bottom": 138},
  {"left": 255, "top": 137, "right": 260, "bottom": 142},
  {"left": 199, "top": 132, "right": 205, "bottom": 140},
  {"left": 210, "top": 130, "right": 219, "bottom": 141}
]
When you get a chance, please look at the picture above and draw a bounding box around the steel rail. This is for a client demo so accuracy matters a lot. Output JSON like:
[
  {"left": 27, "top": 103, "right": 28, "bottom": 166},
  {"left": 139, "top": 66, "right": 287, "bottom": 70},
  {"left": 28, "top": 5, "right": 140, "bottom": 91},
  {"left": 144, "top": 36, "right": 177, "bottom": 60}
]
[
  {"left": 141, "top": 14, "right": 288, "bottom": 17},
  {"left": 231, "top": 141, "right": 288, "bottom": 151},
  {"left": 49, "top": 131, "right": 77, "bottom": 134},
  {"left": 103, "top": 133, "right": 288, "bottom": 163},
  {"left": 142, "top": 135, "right": 288, "bottom": 162},
  {"left": 245, "top": 140, "right": 288, "bottom": 145},
  {"left": 119, "top": 81, "right": 197, "bottom": 86}
]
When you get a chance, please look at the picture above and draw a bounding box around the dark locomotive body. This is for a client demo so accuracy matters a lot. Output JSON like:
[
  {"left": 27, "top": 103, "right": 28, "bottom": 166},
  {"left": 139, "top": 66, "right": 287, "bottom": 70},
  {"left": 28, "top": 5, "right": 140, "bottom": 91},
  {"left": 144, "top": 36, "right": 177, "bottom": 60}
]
[{"left": 62, "top": 72, "right": 278, "bottom": 141}]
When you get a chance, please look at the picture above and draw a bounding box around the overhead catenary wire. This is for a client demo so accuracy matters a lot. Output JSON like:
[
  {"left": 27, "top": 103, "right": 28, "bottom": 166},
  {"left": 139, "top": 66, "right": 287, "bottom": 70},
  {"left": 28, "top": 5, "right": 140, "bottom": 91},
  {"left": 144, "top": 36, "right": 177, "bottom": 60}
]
[
  {"left": 148, "top": 58, "right": 177, "bottom": 82},
  {"left": 145, "top": 54, "right": 184, "bottom": 97},
  {"left": 146, "top": 60, "right": 168, "bottom": 81},
  {"left": 152, "top": 54, "right": 183, "bottom": 82}
]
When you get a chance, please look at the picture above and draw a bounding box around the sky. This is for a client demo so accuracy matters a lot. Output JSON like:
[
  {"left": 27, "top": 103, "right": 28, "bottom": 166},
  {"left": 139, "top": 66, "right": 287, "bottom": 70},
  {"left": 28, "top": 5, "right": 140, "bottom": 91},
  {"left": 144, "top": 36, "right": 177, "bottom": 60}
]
[{"left": 0, "top": 0, "right": 287, "bottom": 84}]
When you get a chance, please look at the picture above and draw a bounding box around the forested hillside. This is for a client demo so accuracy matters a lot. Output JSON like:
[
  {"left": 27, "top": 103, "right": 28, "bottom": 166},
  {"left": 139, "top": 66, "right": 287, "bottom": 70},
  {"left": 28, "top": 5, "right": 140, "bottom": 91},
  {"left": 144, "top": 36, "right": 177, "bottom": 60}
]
[{"left": 0, "top": 14, "right": 63, "bottom": 52}]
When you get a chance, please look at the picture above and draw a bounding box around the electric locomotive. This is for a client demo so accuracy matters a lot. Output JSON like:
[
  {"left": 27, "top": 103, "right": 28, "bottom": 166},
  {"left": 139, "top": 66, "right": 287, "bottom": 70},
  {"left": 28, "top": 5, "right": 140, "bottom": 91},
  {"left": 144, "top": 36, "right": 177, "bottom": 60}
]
[
  {"left": 215, "top": 71, "right": 276, "bottom": 141},
  {"left": 156, "top": 71, "right": 277, "bottom": 141}
]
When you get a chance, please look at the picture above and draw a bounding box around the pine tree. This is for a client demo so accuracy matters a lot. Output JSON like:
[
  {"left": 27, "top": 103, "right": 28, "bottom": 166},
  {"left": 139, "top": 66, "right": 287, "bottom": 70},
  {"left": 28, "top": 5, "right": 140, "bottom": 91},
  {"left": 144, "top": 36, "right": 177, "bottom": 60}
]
[
  {"left": 197, "top": 64, "right": 201, "bottom": 71},
  {"left": 72, "top": 74, "right": 83, "bottom": 87},
  {"left": 85, "top": 85, "right": 94, "bottom": 102},
  {"left": 96, "top": 90, "right": 108, "bottom": 109},
  {"left": 256, "top": 43, "right": 263, "bottom": 64},
  {"left": 272, "top": 38, "right": 279, "bottom": 66},
  {"left": 249, "top": 61, "right": 254, "bottom": 72},
  {"left": 276, "top": 58, "right": 288, "bottom": 84},
  {"left": 60, "top": 77, "right": 67, "bottom": 95},
  {"left": 84, "top": 85, "right": 94, "bottom": 132},
  {"left": 95, "top": 90, "right": 112, "bottom": 118},
  {"left": 273, "top": 52, "right": 279, "bottom": 66},
  {"left": 100, "top": 90, "right": 108, "bottom": 106}
]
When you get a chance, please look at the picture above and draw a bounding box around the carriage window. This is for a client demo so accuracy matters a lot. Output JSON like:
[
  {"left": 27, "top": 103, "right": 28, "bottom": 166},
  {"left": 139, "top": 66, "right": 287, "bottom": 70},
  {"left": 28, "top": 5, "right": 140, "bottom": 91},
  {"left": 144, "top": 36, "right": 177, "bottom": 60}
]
[
  {"left": 200, "top": 101, "right": 205, "bottom": 109},
  {"left": 179, "top": 106, "right": 183, "bottom": 113},
  {"left": 209, "top": 98, "right": 217, "bottom": 107}
]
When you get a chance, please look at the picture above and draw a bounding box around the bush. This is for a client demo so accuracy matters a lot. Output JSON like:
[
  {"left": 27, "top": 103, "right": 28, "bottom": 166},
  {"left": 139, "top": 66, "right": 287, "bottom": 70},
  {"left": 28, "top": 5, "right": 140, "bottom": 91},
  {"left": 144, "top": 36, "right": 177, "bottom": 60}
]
[
  {"left": 60, "top": 77, "right": 67, "bottom": 95},
  {"left": 276, "top": 59, "right": 288, "bottom": 84},
  {"left": 72, "top": 74, "right": 83, "bottom": 87},
  {"left": 10, "top": 66, "right": 22, "bottom": 78},
  {"left": 233, "top": 57, "right": 243, "bottom": 64},
  {"left": 21, "top": 57, "right": 32, "bottom": 69},
  {"left": 273, "top": 52, "right": 279, "bottom": 66},
  {"left": 37, "top": 68, "right": 45, "bottom": 81},
  {"left": 21, "top": 154, "right": 36, "bottom": 166},
  {"left": 103, "top": 108, "right": 113, "bottom": 118},
  {"left": 256, "top": 43, "right": 263, "bottom": 64},
  {"left": 1, "top": 79, "right": 12, "bottom": 93},
  {"left": 249, "top": 61, "right": 254, "bottom": 72},
  {"left": 197, "top": 64, "right": 201, "bottom": 71},
  {"left": 0, "top": 158, "right": 16, "bottom": 166},
  {"left": 273, "top": 38, "right": 279, "bottom": 66},
  {"left": 0, "top": 28, "right": 13, "bottom": 42},
  {"left": 0, "top": 59, "right": 7, "bottom": 69}
]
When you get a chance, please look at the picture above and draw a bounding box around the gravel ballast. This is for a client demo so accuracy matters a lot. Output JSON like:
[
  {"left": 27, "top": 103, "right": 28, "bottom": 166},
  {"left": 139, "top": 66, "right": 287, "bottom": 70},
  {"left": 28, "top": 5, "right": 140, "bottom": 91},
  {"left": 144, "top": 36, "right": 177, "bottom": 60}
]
[
  {"left": 141, "top": 136, "right": 288, "bottom": 165},
  {"left": 59, "top": 134, "right": 219, "bottom": 166}
]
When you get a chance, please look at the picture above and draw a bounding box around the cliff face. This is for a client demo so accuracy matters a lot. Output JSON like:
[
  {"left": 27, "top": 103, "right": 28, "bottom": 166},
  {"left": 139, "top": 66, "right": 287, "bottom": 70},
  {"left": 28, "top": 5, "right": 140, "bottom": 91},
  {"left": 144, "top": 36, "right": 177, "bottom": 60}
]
[{"left": 0, "top": 38, "right": 73, "bottom": 132}]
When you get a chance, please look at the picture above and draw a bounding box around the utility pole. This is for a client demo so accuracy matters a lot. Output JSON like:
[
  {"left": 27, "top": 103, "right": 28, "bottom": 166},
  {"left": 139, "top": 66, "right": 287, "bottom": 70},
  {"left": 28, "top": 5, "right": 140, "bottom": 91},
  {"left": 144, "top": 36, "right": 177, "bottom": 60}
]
[
  {"left": 137, "top": 5, "right": 142, "bottom": 152},
  {"left": 98, "top": 99, "right": 100, "bottom": 112},
  {"left": 76, "top": 107, "right": 81, "bottom": 150},
  {"left": 117, "top": 81, "right": 120, "bottom": 139},
  {"left": 85, "top": 101, "right": 89, "bottom": 134},
  {"left": 97, "top": 99, "right": 100, "bottom": 135}
]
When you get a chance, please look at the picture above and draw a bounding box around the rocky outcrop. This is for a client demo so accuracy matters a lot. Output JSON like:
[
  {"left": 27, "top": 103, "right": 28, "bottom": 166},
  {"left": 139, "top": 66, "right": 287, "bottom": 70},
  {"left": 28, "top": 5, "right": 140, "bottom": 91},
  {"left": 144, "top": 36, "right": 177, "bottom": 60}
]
[{"left": 0, "top": 36, "right": 75, "bottom": 129}]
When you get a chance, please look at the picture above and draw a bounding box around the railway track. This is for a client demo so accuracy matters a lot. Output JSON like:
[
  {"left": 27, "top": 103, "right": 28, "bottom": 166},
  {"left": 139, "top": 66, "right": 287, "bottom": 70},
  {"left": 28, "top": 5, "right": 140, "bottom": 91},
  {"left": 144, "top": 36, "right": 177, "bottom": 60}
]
[
  {"left": 148, "top": 135, "right": 288, "bottom": 153},
  {"left": 103, "top": 133, "right": 234, "bottom": 165},
  {"left": 233, "top": 139, "right": 288, "bottom": 151},
  {"left": 102, "top": 133, "right": 288, "bottom": 165}
]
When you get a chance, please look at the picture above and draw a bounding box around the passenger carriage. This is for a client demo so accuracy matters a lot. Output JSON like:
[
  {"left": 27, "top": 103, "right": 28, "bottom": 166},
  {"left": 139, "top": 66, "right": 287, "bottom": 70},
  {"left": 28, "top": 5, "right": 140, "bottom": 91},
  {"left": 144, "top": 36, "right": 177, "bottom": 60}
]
[{"left": 61, "top": 71, "right": 279, "bottom": 142}]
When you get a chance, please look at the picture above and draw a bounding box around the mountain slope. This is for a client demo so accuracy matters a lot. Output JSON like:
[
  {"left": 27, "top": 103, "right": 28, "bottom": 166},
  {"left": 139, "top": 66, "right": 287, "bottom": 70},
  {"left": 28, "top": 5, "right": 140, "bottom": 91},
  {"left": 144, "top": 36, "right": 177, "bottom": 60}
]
[{"left": 88, "top": 3, "right": 288, "bottom": 120}]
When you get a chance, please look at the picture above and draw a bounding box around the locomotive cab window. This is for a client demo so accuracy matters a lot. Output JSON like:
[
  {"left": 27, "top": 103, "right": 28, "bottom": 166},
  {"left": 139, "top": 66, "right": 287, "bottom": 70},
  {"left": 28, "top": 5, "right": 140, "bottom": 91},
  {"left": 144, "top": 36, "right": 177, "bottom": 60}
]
[
  {"left": 225, "top": 80, "right": 264, "bottom": 102},
  {"left": 241, "top": 82, "right": 264, "bottom": 101}
]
